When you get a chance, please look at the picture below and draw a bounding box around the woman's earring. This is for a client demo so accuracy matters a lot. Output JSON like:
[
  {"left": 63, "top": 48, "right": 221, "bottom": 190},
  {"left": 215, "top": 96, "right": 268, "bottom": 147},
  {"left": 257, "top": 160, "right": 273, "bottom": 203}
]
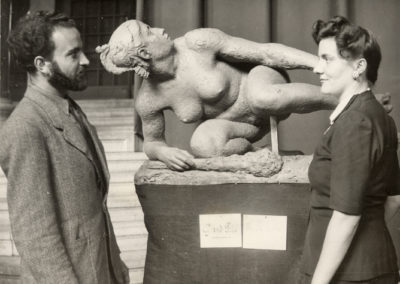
[{"left": 352, "top": 71, "right": 359, "bottom": 80}]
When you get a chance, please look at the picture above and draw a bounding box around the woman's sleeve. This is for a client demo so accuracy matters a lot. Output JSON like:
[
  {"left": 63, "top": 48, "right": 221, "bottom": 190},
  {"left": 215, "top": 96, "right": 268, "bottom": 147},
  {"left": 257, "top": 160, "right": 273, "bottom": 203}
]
[
  {"left": 389, "top": 162, "right": 400, "bottom": 196},
  {"left": 388, "top": 117, "right": 400, "bottom": 196},
  {"left": 329, "top": 111, "right": 374, "bottom": 215}
]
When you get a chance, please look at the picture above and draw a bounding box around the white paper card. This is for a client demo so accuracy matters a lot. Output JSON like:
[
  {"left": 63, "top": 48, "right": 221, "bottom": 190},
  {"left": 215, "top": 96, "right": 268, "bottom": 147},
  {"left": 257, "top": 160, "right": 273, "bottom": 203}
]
[
  {"left": 243, "top": 215, "right": 287, "bottom": 250},
  {"left": 199, "top": 214, "right": 242, "bottom": 248}
]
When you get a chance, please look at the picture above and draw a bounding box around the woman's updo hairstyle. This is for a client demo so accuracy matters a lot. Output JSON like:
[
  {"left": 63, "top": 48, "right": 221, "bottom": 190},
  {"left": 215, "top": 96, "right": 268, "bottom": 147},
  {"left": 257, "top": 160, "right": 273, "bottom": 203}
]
[{"left": 312, "top": 16, "right": 381, "bottom": 85}]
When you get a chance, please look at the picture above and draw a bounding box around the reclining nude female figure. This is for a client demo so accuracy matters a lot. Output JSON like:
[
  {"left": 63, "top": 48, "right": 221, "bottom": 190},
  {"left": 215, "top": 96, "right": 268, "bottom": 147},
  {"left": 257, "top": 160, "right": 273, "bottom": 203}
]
[{"left": 96, "top": 20, "right": 338, "bottom": 171}]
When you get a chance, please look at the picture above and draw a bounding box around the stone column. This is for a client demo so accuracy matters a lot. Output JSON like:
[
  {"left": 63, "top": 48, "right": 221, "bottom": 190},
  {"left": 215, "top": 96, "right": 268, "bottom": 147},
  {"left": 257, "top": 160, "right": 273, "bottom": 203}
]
[
  {"left": 132, "top": 0, "right": 145, "bottom": 151},
  {"left": 330, "top": 0, "right": 351, "bottom": 18},
  {"left": 0, "top": 0, "right": 14, "bottom": 125}
]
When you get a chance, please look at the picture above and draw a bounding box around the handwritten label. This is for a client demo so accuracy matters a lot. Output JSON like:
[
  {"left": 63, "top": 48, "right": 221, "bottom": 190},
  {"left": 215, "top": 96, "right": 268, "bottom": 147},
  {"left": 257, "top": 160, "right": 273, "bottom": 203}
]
[
  {"left": 199, "top": 214, "right": 242, "bottom": 248},
  {"left": 243, "top": 215, "right": 287, "bottom": 250}
]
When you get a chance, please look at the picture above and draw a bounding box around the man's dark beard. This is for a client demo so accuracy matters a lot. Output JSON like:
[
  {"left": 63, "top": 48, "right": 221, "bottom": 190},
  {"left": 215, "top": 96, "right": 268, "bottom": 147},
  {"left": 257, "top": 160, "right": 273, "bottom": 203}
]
[{"left": 48, "top": 61, "right": 87, "bottom": 91}]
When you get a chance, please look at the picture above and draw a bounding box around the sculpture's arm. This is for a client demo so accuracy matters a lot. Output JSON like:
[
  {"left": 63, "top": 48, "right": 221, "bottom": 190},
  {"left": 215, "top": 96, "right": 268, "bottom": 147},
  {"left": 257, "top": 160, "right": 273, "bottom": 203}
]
[
  {"left": 185, "top": 28, "right": 318, "bottom": 70},
  {"left": 140, "top": 110, "right": 195, "bottom": 171}
]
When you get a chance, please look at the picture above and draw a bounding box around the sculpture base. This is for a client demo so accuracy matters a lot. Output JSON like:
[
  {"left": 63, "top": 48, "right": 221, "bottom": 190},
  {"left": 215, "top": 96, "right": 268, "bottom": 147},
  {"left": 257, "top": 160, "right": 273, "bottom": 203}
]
[
  {"left": 135, "top": 156, "right": 312, "bottom": 284},
  {"left": 135, "top": 156, "right": 400, "bottom": 283}
]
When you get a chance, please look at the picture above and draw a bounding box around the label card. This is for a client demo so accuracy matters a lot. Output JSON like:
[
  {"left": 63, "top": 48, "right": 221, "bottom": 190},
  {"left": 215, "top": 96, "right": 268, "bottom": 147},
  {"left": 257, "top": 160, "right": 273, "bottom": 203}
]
[
  {"left": 199, "top": 214, "right": 242, "bottom": 248},
  {"left": 243, "top": 215, "right": 287, "bottom": 250}
]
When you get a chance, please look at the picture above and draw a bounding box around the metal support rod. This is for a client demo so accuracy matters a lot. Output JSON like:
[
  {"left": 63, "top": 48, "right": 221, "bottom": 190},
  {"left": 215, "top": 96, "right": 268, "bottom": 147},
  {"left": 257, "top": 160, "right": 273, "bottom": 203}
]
[{"left": 270, "top": 116, "right": 279, "bottom": 154}]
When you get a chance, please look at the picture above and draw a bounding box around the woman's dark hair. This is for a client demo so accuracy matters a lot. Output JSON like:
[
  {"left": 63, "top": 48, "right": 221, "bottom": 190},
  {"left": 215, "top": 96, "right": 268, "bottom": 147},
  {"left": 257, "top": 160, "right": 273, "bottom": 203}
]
[
  {"left": 312, "top": 15, "right": 381, "bottom": 85},
  {"left": 7, "top": 10, "right": 76, "bottom": 73}
]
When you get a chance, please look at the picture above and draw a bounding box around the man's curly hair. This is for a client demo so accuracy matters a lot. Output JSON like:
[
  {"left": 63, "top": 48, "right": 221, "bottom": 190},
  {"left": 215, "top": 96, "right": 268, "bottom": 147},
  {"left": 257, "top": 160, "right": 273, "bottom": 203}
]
[{"left": 7, "top": 10, "right": 76, "bottom": 73}]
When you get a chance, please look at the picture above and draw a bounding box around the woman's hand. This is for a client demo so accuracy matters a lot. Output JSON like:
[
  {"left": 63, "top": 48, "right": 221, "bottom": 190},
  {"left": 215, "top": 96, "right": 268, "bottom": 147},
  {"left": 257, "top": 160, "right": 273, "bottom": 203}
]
[{"left": 157, "top": 146, "right": 195, "bottom": 171}]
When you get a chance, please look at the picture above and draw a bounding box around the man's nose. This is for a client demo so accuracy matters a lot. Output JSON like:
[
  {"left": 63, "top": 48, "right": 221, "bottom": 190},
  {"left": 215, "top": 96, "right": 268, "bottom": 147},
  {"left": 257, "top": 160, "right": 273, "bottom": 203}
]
[{"left": 80, "top": 53, "right": 90, "bottom": 66}]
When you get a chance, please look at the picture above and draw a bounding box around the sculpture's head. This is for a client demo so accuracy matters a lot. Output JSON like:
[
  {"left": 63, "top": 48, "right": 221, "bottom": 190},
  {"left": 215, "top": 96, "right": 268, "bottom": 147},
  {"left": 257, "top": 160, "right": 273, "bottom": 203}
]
[
  {"left": 312, "top": 16, "right": 381, "bottom": 97},
  {"left": 96, "top": 20, "right": 173, "bottom": 78}
]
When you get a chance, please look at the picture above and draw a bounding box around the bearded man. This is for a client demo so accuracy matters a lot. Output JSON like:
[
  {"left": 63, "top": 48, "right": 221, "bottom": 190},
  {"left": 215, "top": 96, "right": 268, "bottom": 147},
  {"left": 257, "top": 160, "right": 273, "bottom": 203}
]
[{"left": 0, "top": 11, "right": 129, "bottom": 284}]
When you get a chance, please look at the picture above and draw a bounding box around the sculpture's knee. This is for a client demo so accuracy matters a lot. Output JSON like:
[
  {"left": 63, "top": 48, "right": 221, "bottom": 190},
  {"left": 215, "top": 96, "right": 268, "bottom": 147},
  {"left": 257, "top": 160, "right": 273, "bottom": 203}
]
[
  {"left": 247, "top": 84, "right": 281, "bottom": 115},
  {"left": 221, "top": 138, "right": 254, "bottom": 156},
  {"left": 246, "top": 67, "right": 287, "bottom": 115},
  {"left": 191, "top": 120, "right": 258, "bottom": 158},
  {"left": 190, "top": 121, "right": 227, "bottom": 158}
]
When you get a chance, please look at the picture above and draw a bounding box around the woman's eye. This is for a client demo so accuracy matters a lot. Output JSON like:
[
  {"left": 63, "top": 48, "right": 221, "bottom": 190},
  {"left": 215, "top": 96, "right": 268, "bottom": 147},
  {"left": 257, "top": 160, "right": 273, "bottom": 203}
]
[{"left": 326, "top": 56, "right": 335, "bottom": 62}]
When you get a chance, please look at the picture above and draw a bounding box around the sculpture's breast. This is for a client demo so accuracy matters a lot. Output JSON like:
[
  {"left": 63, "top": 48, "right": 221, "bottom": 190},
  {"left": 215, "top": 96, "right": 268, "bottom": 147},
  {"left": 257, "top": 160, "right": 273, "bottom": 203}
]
[
  {"left": 172, "top": 97, "right": 203, "bottom": 123},
  {"left": 195, "top": 71, "right": 228, "bottom": 103}
]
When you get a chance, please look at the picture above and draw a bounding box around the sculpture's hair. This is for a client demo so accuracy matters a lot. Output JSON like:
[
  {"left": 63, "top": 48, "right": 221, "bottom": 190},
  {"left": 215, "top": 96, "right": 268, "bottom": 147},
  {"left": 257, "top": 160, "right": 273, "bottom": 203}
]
[
  {"left": 98, "top": 20, "right": 150, "bottom": 78},
  {"left": 8, "top": 10, "right": 76, "bottom": 73},
  {"left": 312, "top": 15, "right": 381, "bottom": 85},
  {"left": 123, "top": 21, "right": 151, "bottom": 78}
]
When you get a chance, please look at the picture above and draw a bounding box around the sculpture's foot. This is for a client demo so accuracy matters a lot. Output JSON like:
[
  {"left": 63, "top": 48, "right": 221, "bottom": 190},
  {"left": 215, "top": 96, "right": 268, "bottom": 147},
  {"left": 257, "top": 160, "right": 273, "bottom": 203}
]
[{"left": 194, "top": 148, "right": 283, "bottom": 177}]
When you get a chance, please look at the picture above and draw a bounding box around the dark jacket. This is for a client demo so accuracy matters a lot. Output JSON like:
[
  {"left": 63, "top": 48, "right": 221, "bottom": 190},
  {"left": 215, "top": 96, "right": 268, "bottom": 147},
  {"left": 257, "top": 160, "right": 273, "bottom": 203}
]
[
  {"left": 302, "top": 91, "right": 400, "bottom": 281},
  {"left": 0, "top": 85, "right": 129, "bottom": 284}
]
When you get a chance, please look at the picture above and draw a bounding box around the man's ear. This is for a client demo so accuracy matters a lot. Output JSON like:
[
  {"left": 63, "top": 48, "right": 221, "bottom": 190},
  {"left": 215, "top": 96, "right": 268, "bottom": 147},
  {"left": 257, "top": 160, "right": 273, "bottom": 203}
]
[
  {"left": 33, "top": 56, "right": 52, "bottom": 76},
  {"left": 137, "top": 47, "right": 151, "bottom": 60}
]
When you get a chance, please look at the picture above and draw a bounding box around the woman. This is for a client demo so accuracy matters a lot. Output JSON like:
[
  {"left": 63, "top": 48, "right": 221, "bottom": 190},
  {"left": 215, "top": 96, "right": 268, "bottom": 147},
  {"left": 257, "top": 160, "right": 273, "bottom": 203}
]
[
  {"left": 301, "top": 16, "right": 400, "bottom": 284},
  {"left": 96, "top": 20, "right": 339, "bottom": 171}
]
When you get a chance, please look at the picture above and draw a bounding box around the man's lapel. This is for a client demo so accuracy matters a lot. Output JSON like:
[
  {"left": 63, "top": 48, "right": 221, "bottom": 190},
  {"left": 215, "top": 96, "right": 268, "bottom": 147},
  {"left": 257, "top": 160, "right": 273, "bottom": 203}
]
[
  {"left": 25, "top": 89, "right": 95, "bottom": 165},
  {"left": 26, "top": 88, "right": 110, "bottom": 190},
  {"left": 85, "top": 122, "right": 110, "bottom": 189},
  {"left": 62, "top": 120, "right": 96, "bottom": 165},
  {"left": 70, "top": 101, "right": 110, "bottom": 190}
]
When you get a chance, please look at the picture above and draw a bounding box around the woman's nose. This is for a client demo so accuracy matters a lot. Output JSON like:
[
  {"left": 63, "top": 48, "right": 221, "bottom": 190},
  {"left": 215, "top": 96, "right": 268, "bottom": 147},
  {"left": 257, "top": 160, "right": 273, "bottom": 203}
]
[
  {"left": 154, "top": 28, "right": 165, "bottom": 35},
  {"left": 313, "top": 60, "right": 323, "bottom": 74}
]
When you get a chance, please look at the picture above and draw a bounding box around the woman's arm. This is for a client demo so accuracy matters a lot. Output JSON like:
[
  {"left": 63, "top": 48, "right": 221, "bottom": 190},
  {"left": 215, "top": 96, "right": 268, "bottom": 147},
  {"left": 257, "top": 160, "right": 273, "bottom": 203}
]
[
  {"left": 385, "top": 195, "right": 400, "bottom": 223},
  {"left": 184, "top": 28, "right": 318, "bottom": 70},
  {"left": 311, "top": 210, "right": 361, "bottom": 284},
  {"left": 141, "top": 110, "right": 195, "bottom": 171}
]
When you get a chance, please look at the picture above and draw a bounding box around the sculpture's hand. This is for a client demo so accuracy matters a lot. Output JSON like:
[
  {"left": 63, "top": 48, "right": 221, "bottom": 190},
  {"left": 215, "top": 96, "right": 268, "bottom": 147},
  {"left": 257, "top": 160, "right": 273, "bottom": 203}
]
[
  {"left": 375, "top": 92, "right": 393, "bottom": 113},
  {"left": 158, "top": 147, "right": 195, "bottom": 171}
]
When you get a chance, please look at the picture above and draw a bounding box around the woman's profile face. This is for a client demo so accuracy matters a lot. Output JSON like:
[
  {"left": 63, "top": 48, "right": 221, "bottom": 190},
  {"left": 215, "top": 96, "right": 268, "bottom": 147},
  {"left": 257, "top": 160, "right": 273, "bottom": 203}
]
[
  {"left": 138, "top": 22, "right": 170, "bottom": 42},
  {"left": 313, "top": 37, "right": 356, "bottom": 97},
  {"left": 137, "top": 21, "right": 174, "bottom": 60}
]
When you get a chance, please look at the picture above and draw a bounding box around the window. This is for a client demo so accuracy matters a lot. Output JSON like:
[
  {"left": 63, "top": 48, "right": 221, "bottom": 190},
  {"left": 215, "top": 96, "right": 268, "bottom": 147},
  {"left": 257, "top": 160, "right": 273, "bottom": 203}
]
[
  {"left": 69, "top": 0, "right": 136, "bottom": 89},
  {"left": 8, "top": 0, "right": 137, "bottom": 100}
]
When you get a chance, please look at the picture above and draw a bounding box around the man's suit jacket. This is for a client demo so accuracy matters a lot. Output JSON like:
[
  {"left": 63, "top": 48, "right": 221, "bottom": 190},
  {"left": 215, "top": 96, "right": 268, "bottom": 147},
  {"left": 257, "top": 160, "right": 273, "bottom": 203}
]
[{"left": 0, "top": 85, "right": 129, "bottom": 284}]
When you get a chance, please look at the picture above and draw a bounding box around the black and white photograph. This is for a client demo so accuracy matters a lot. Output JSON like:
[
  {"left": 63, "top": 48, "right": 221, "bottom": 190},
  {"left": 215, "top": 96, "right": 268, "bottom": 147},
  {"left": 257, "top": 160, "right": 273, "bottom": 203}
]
[{"left": 0, "top": 0, "right": 400, "bottom": 283}]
